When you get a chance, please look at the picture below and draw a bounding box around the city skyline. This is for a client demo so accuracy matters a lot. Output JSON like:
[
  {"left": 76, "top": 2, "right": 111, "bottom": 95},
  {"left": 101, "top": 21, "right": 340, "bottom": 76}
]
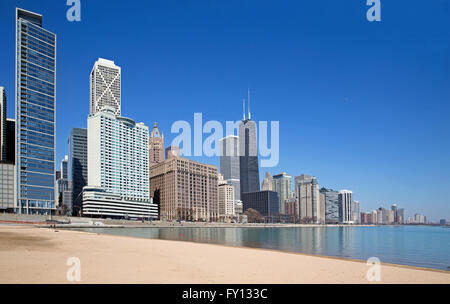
[{"left": 0, "top": 2, "right": 449, "bottom": 221}]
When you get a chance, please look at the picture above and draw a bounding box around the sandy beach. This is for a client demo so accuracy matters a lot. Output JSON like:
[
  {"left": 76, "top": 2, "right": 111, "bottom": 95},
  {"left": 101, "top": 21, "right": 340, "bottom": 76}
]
[{"left": 0, "top": 225, "right": 449, "bottom": 284}]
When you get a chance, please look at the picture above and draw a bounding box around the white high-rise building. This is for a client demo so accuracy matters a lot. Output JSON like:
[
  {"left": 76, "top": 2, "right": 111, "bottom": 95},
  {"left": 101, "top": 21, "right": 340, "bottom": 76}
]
[
  {"left": 339, "top": 190, "right": 353, "bottom": 224},
  {"left": 90, "top": 58, "right": 121, "bottom": 116},
  {"left": 87, "top": 106, "right": 149, "bottom": 200},
  {"left": 218, "top": 174, "right": 236, "bottom": 220}
]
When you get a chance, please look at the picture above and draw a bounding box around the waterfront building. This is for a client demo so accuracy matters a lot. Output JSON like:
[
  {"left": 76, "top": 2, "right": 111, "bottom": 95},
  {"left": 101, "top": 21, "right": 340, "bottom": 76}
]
[
  {"left": 320, "top": 187, "right": 340, "bottom": 224},
  {"left": 391, "top": 204, "right": 398, "bottom": 222},
  {"left": 0, "top": 87, "right": 6, "bottom": 162},
  {"left": 285, "top": 196, "right": 298, "bottom": 220},
  {"left": 352, "top": 201, "right": 360, "bottom": 224},
  {"left": 397, "top": 208, "right": 405, "bottom": 224},
  {"left": 68, "top": 128, "right": 87, "bottom": 215},
  {"left": 295, "top": 175, "right": 324, "bottom": 223},
  {"left": 272, "top": 172, "right": 292, "bottom": 215},
  {"left": 56, "top": 156, "right": 70, "bottom": 211},
  {"left": 6, "top": 119, "right": 15, "bottom": 163},
  {"left": 338, "top": 190, "right": 353, "bottom": 224},
  {"left": 81, "top": 186, "right": 158, "bottom": 220},
  {"left": 261, "top": 172, "right": 273, "bottom": 191},
  {"left": 90, "top": 58, "right": 121, "bottom": 116},
  {"left": 234, "top": 201, "right": 243, "bottom": 215},
  {"left": 149, "top": 122, "right": 164, "bottom": 167},
  {"left": 218, "top": 174, "right": 236, "bottom": 221},
  {"left": 0, "top": 162, "right": 15, "bottom": 212},
  {"left": 239, "top": 95, "right": 260, "bottom": 196},
  {"left": 15, "top": 8, "right": 57, "bottom": 215},
  {"left": 371, "top": 210, "right": 378, "bottom": 224},
  {"left": 149, "top": 152, "right": 219, "bottom": 222},
  {"left": 241, "top": 190, "right": 279, "bottom": 219},
  {"left": 388, "top": 209, "right": 395, "bottom": 224},
  {"left": 219, "top": 135, "right": 240, "bottom": 200},
  {"left": 87, "top": 106, "right": 150, "bottom": 200},
  {"left": 415, "top": 214, "right": 426, "bottom": 224},
  {"left": 440, "top": 219, "right": 447, "bottom": 225}
]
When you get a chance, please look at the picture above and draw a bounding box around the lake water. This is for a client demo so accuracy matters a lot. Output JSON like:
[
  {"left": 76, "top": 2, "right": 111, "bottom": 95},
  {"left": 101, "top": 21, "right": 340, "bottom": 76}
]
[{"left": 72, "top": 225, "right": 450, "bottom": 271}]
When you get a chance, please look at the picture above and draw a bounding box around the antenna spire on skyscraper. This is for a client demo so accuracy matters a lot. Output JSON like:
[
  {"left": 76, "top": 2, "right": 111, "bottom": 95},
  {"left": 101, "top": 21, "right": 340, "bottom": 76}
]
[
  {"left": 243, "top": 98, "right": 246, "bottom": 121},
  {"left": 248, "top": 88, "right": 251, "bottom": 120}
]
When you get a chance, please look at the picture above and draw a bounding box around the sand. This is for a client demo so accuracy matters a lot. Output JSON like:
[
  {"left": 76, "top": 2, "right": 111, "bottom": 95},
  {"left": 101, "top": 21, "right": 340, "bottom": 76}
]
[{"left": 0, "top": 225, "right": 449, "bottom": 284}]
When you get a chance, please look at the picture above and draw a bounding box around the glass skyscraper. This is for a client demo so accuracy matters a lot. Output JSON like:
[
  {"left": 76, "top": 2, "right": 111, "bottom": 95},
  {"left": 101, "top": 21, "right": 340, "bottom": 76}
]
[
  {"left": 15, "top": 8, "right": 56, "bottom": 215},
  {"left": 68, "top": 128, "right": 87, "bottom": 215}
]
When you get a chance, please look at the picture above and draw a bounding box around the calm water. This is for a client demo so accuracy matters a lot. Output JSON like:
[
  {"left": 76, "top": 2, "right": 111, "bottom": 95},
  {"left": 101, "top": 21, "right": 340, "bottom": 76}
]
[{"left": 72, "top": 226, "right": 450, "bottom": 271}]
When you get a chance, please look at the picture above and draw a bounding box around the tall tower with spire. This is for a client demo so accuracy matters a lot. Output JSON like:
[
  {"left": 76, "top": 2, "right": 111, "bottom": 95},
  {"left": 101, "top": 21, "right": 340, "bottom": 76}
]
[
  {"left": 149, "top": 122, "right": 164, "bottom": 167},
  {"left": 239, "top": 90, "right": 260, "bottom": 196}
]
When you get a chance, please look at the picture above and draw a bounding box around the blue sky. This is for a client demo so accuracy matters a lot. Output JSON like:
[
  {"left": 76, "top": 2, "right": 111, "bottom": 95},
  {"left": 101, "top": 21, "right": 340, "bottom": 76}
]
[{"left": 0, "top": 0, "right": 449, "bottom": 221}]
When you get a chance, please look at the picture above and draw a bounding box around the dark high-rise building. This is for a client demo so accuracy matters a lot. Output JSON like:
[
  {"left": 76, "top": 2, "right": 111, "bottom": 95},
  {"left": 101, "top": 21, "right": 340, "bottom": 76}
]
[
  {"left": 239, "top": 92, "right": 260, "bottom": 197},
  {"left": 0, "top": 87, "right": 6, "bottom": 162},
  {"left": 68, "top": 128, "right": 87, "bottom": 215},
  {"left": 6, "top": 119, "right": 15, "bottom": 163},
  {"left": 242, "top": 190, "right": 279, "bottom": 217},
  {"left": 15, "top": 8, "right": 57, "bottom": 214},
  {"left": 220, "top": 135, "right": 240, "bottom": 200},
  {"left": 320, "top": 187, "right": 340, "bottom": 224}
]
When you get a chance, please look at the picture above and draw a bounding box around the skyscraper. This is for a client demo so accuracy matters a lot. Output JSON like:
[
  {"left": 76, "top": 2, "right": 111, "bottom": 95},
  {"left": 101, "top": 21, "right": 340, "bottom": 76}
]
[
  {"left": 149, "top": 122, "right": 164, "bottom": 167},
  {"left": 90, "top": 58, "right": 121, "bottom": 116},
  {"left": 295, "top": 174, "right": 324, "bottom": 223},
  {"left": 239, "top": 93, "right": 260, "bottom": 196},
  {"left": 339, "top": 190, "right": 353, "bottom": 224},
  {"left": 15, "top": 8, "right": 56, "bottom": 215},
  {"left": 320, "top": 187, "right": 340, "bottom": 224},
  {"left": 220, "top": 135, "right": 240, "bottom": 200},
  {"left": 87, "top": 106, "right": 149, "bottom": 200},
  {"left": 0, "top": 87, "right": 6, "bottom": 162},
  {"left": 352, "top": 200, "right": 360, "bottom": 224},
  {"left": 68, "top": 128, "right": 87, "bottom": 214},
  {"left": 272, "top": 172, "right": 292, "bottom": 215},
  {"left": 261, "top": 172, "right": 273, "bottom": 191}
]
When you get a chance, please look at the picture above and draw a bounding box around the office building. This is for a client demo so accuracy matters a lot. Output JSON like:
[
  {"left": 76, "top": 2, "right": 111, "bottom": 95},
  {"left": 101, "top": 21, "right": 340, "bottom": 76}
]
[
  {"left": 397, "top": 208, "right": 405, "bottom": 224},
  {"left": 241, "top": 190, "right": 279, "bottom": 218},
  {"left": 149, "top": 153, "right": 219, "bottom": 222},
  {"left": 261, "top": 172, "right": 273, "bottom": 191},
  {"left": 239, "top": 94, "right": 260, "bottom": 196},
  {"left": 68, "top": 128, "right": 87, "bottom": 214},
  {"left": 272, "top": 172, "right": 292, "bottom": 215},
  {"left": 6, "top": 119, "right": 15, "bottom": 163},
  {"left": 81, "top": 186, "right": 158, "bottom": 220},
  {"left": 338, "top": 190, "right": 353, "bottom": 224},
  {"left": 352, "top": 201, "right": 360, "bottom": 224},
  {"left": 149, "top": 122, "right": 164, "bottom": 167},
  {"left": 90, "top": 58, "right": 121, "bottom": 116},
  {"left": 219, "top": 135, "right": 240, "bottom": 200},
  {"left": 440, "top": 219, "right": 447, "bottom": 225},
  {"left": 295, "top": 174, "right": 324, "bottom": 223},
  {"left": 0, "top": 87, "right": 6, "bottom": 162},
  {"left": 218, "top": 174, "right": 235, "bottom": 221},
  {"left": 15, "top": 8, "right": 57, "bottom": 215},
  {"left": 320, "top": 188, "right": 340, "bottom": 224},
  {"left": 391, "top": 204, "right": 398, "bottom": 222},
  {"left": 0, "top": 163, "right": 15, "bottom": 212},
  {"left": 88, "top": 106, "right": 150, "bottom": 200},
  {"left": 285, "top": 196, "right": 298, "bottom": 219},
  {"left": 234, "top": 201, "right": 243, "bottom": 215}
]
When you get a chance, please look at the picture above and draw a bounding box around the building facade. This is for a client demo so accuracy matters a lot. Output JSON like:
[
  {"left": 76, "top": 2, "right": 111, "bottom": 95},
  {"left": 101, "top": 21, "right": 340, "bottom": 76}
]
[
  {"left": 68, "top": 128, "right": 87, "bottom": 214},
  {"left": 0, "top": 163, "right": 15, "bottom": 212},
  {"left": 338, "top": 190, "right": 353, "bottom": 224},
  {"left": 272, "top": 172, "right": 292, "bottom": 215},
  {"left": 15, "top": 8, "right": 57, "bottom": 215},
  {"left": 220, "top": 135, "right": 240, "bottom": 200},
  {"left": 0, "top": 87, "right": 6, "bottom": 162},
  {"left": 352, "top": 201, "right": 360, "bottom": 224},
  {"left": 261, "top": 172, "right": 273, "bottom": 191},
  {"left": 241, "top": 190, "right": 279, "bottom": 218},
  {"left": 239, "top": 100, "right": 260, "bottom": 196},
  {"left": 320, "top": 188, "right": 340, "bottom": 224},
  {"left": 149, "top": 122, "right": 164, "bottom": 167},
  {"left": 149, "top": 154, "right": 219, "bottom": 222},
  {"left": 87, "top": 107, "right": 150, "bottom": 201},
  {"left": 90, "top": 58, "right": 121, "bottom": 116},
  {"left": 81, "top": 186, "right": 158, "bottom": 220},
  {"left": 295, "top": 175, "right": 324, "bottom": 223},
  {"left": 218, "top": 175, "right": 236, "bottom": 221}
]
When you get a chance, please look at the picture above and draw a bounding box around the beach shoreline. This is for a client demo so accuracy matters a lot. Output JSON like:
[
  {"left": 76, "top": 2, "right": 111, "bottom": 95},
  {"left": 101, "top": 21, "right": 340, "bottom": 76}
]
[{"left": 0, "top": 225, "right": 449, "bottom": 284}]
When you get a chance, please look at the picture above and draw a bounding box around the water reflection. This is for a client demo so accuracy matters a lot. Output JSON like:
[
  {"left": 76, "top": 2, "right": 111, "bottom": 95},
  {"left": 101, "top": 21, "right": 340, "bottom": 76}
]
[{"left": 73, "top": 226, "right": 450, "bottom": 270}]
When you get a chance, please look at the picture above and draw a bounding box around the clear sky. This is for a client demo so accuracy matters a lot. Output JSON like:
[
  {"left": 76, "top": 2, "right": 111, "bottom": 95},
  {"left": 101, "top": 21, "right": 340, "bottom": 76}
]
[{"left": 0, "top": 0, "right": 449, "bottom": 221}]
